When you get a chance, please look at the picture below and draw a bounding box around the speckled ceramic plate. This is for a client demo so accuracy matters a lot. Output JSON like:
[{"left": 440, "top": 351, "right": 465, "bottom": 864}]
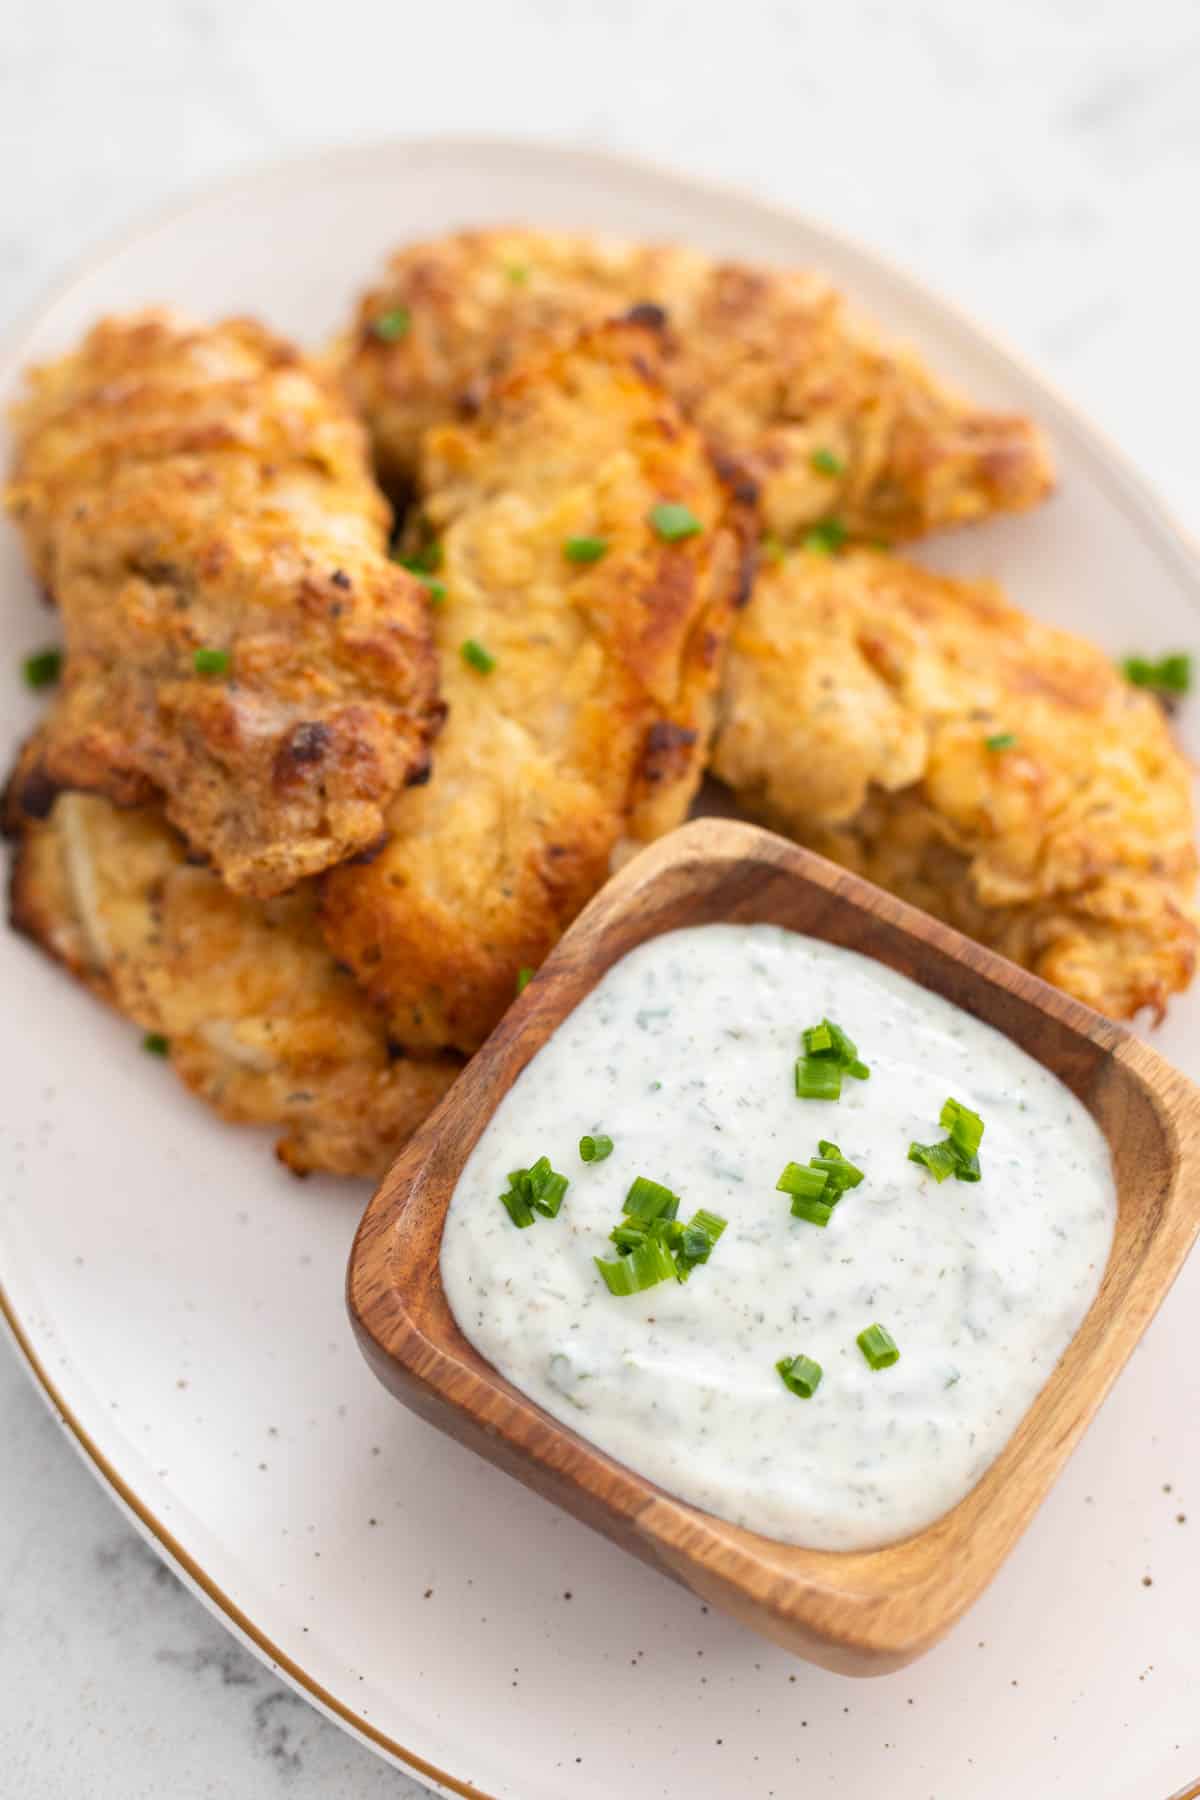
[{"left": 2, "top": 139, "right": 1199, "bottom": 1800}]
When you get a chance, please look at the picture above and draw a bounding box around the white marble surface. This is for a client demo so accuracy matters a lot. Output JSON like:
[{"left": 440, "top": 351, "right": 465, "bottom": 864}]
[{"left": 3, "top": 1, "right": 1200, "bottom": 1793}]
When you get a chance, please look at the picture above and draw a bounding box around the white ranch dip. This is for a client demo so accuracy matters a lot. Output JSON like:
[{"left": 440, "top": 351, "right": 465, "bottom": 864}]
[{"left": 441, "top": 924, "right": 1116, "bottom": 1550}]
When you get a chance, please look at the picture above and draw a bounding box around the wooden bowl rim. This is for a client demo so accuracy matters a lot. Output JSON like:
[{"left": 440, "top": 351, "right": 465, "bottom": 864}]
[{"left": 348, "top": 818, "right": 1200, "bottom": 1668}]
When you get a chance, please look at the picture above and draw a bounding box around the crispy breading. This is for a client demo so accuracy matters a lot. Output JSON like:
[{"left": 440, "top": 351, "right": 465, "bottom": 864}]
[
  {"left": 320, "top": 320, "right": 752, "bottom": 1054},
  {"left": 340, "top": 227, "right": 1052, "bottom": 542},
  {"left": 711, "top": 549, "right": 1198, "bottom": 1021},
  {"left": 6, "top": 310, "right": 441, "bottom": 899},
  {"left": 6, "top": 766, "right": 462, "bottom": 1178}
]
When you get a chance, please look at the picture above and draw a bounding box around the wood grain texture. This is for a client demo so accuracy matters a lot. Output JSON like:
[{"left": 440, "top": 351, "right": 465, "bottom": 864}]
[{"left": 347, "top": 818, "right": 1200, "bottom": 1674}]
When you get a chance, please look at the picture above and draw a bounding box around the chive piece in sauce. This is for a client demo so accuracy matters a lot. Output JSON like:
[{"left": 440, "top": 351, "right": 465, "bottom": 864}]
[
  {"left": 795, "top": 1017, "right": 870, "bottom": 1099},
  {"left": 857, "top": 1323, "right": 900, "bottom": 1370},
  {"left": 909, "top": 1098, "right": 986, "bottom": 1183},
  {"left": 23, "top": 647, "right": 62, "bottom": 689},
  {"left": 674, "top": 1208, "right": 727, "bottom": 1278},
  {"left": 516, "top": 966, "right": 535, "bottom": 995},
  {"left": 777, "top": 1353, "right": 823, "bottom": 1399},
  {"left": 907, "top": 1140, "right": 959, "bottom": 1183},
  {"left": 193, "top": 647, "right": 230, "bottom": 676},
  {"left": 791, "top": 1196, "right": 834, "bottom": 1228},
  {"left": 811, "top": 1141, "right": 865, "bottom": 1191},
  {"left": 580, "top": 1133, "right": 614, "bottom": 1163},
  {"left": 777, "top": 1161, "right": 829, "bottom": 1202},
  {"left": 780, "top": 1144, "right": 864, "bottom": 1221},
  {"left": 649, "top": 502, "right": 702, "bottom": 543},
  {"left": 595, "top": 1235, "right": 677, "bottom": 1295},
  {"left": 941, "top": 1097, "right": 985, "bottom": 1158},
  {"left": 984, "top": 731, "right": 1018, "bottom": 751},
  {"left": 142, "top": 1032, "right": 169, "bottom": 1056},
  {"left": 623, "top": 1175, "right": 680, "bottom": 1222},
  {"left": 564, "top": 536, "right": 608, "bottom": 565},
  {"left": 500, "top": 1156, "right": 569, "bottom": 1227},
  {"left": 800, "top": 1017, "right": 870, "bottom": 1078},
  {"left": 795, "top": 1057, "right": 843, "bottom": 1100},
  {"left": 500, "top": 1183, "right": 535, "bottom": 1229}
]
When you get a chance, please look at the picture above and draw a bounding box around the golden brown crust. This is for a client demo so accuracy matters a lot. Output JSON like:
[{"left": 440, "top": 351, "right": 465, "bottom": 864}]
[
  {"left": 6, "top": 757, "right": 462, "bottom": 1178},
  {"left": 6, "top": 311, "right": 441, "bottom": 898},
  {"left": 710, "top": 549, "right": 1198, "bottom": 1021},
  {"left": 340, "top": 227, "right": 1053, "bottom": 542},
  {"left": 320, "top": 320, "right": 753, "bottom": 1053}
]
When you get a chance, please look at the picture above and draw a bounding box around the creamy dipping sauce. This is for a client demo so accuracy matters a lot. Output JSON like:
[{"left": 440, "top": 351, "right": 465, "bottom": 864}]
[{"left": 441, "top": 924, "right": 1116, "bottom": 1550}]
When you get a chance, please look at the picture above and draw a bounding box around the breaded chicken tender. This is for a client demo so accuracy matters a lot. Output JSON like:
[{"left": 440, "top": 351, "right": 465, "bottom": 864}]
[
  {"left": 341, "top": 227, "right": 1052, "bottom": 543},
  {"left": 6, "top": 769, "right": 462, "bottom": 1178},
  {"left": 321, "top": 320, "right": 752, "bottom": 1054},
  {"left": 6, "top": 311, "right": 440, "bottom": 899},
  {"left": 711, "top": 550, "right": 1198, "bottom": 1020}
]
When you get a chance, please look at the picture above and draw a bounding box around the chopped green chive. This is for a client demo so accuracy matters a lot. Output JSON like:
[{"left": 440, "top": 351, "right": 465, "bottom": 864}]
[
  {"left": 595, "top": 1235, "right": 677, "bottom": 1295},
  {"left": 142, "top": 1032, "right": 169, "bottom": 1056},
  {"left": 673, "top": 1208, "right": 727, "bottom": 1279},
  {"left": 623, "top": 1175, "right": 679, "bottom": 1222},
  {"left": 984, "top": 731, "right": 1018, "bottom": 752},
  {"left": 524, "top": 1156, "right": 569, "bottom": 1217},
  {"left": 802, "top": 518, "right": 847, "bottom": 555},
  {"left": 397, "top": 541, "right": 443, "bottom": 574},
  {"left": 460, "top": 638, "right": 496, "bottom": 674},
  {"left": 607, "top": 1205, "right": 725, "bottom": 1281},
  {"left": 396, "top": 546, "right": 446, "bottom": 606},
  {"left": 940, "top": 1097, "right": 984, "bottom": 1157},
  {"left": 516, "top": 966, "right": 535, "bottom": 994},
  {"left": 649, "top": 502, "right": 702, "bottom": 542},
  {"left": 22, "top": 647, "right": 62, "bottom": 689},
  {"left": 371, "top": 306, "right": 411, "bottom": 343},
  {"left": 907, "top": 1139, "right": 960, "bottom": 1183},
  {"left": 500, "top": 1156, "right": 569, "bottom": 1226},
  {"left": 779, "top": 1141, "right": 864, "bottom": 1223},
  {"left": 500, "top": 1185, "right": 536, "bottom": 1228},
  {"left": 909, "top": 1097, "right": 986, "bottom": 1183},
  {"left": 811, "top": 1141, "right": 865, "bottom": 1192},
  {"left": 777, "top": 1353, "right": 823, "bottom": 1399},
  {"left": 777, "top": 1161, "right": 830, "bottom": 1202},
  {"left": 563, "top": 535, "right": 609, "bottom": 565},
  {"left": 193, "top": 647, "right": 230, "bottom": 676},
  {"left": 790, "top": 1195, "right": 835, "bottom": 1228},
  {"left": 1121, "top": 652, "right": 1191, "bottom": 696},
  {"left": 579, "top": 1133, "right": 614, "bottom": 1163},
  {"left": 795, "top": 1057, "right": 843, "bottom": 1101},
  {"left": 810, "top": 447, "right": 844, "bottom": 477},
  {"left": 760, "top": 533, "right": 788, "bottom": 565},
  {"left": 795, "top": 1017, "right": 870, "bottom": 1098},
  {"left": 505, "top": 262, "right": 530, "bottom": 286},
  {"left": 857, "top": 1323, "right": 900, "bottom": 1370}
]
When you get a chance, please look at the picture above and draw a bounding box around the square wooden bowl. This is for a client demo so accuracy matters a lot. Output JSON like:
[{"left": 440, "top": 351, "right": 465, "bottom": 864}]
[{"left": 347, "top": 819, "right": 1200, "bottom": 1674}]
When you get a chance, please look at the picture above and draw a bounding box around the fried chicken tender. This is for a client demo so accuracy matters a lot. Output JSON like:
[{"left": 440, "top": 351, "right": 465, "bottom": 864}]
[
  {"left": 6, "top": 311, "right": 440, "bottom": 899},
  {"left": 711, "top": 550, "right": 1198, "bottom": 1021},
  {"left": 321, "top": 320, "right": 752, "bottom": 1054},
  {"left": 6, "top": 767, "right": 462, "bottom": 1178},
  {"left": 341, "top": 227, "right": 1052, "bottom": 543}
]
